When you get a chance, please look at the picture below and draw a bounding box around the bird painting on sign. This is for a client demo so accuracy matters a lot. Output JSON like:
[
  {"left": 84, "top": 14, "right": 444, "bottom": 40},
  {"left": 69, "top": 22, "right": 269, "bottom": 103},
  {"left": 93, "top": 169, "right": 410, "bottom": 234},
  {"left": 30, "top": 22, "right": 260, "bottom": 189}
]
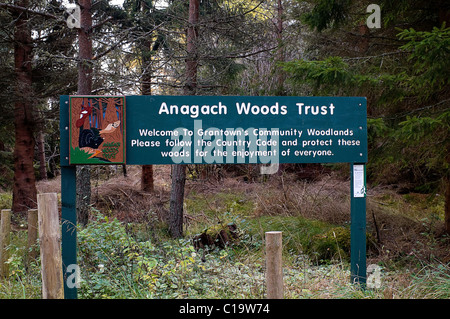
[{"left": 69, "top": 96, "right": 125, "bottom": 164}]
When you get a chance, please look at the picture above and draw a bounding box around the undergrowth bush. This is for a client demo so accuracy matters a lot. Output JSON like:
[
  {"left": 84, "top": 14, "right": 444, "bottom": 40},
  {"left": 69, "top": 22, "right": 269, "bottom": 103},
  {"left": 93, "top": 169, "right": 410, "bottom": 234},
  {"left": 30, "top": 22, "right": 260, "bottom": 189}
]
[
  {"left": 308, "top": 227, "right": 351, "bottom": 263},
  {"left": 77, "top": 212, "right": 266, "bottom": 298},
  {"left": 0, "top": 229, "right": 42, "bottom": 298},
  {"left": 76, "top": 212, "right": 365, "bottom": 299}
]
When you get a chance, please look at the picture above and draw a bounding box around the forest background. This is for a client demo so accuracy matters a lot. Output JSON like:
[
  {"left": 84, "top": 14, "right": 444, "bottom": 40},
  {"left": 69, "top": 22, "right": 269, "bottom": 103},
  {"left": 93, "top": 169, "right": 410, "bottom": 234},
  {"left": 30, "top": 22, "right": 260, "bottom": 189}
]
[{"left": 0, "top": 0, "right": 449, "bottom": 299}]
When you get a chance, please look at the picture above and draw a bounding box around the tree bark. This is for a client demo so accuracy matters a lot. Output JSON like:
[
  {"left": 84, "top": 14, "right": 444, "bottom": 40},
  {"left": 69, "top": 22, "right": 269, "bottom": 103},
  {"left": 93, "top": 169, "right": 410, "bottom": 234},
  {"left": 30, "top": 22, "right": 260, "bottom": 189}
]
[
  {"left": 12, "top": 0, "right": 37, "bottom": 215},
  {"left": 184, "top": 0, "right": 199, "bottom": 95},
  {"left": 169, "top": 164, "right": 186, "bottom": 238},
  {"left": 76, "top": 0, "right": 93, "bottom": 226},
  {"left": 444, "top": 137, "right": 450, "bottom": 234},
  {"left": 141, "top": 165, "right": 154, "bottom": 192},
  {"left": 168, "top": 0, "right": 199, "bottom": 238},
  {"left": 140, "top": 11, "right": 154, "bottom": 192},
  {"left": 37, "top": 130, "right": 47, "bottom": 180},
  {"left": 275, "top": 0, "right": 285, "bottom": 95},
  {"left": 77, "top": 0, "right": 93, "bottom": 95},
  {"left": 445, "top": 176, "right": 449, "bottom": 234}
]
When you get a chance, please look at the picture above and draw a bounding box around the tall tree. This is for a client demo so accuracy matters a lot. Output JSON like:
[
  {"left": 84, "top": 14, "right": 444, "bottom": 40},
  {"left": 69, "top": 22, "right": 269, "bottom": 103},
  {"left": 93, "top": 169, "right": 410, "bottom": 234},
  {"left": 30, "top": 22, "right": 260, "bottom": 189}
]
[
  {"left": 283, "top": 0, "right": 450, "bottom": 233},
  {"left": 275, "top": 0, "right": 285, "bottom": 95},
  {"left": 12, "top": 0, "right": 37, "bottom": 215},
  {"left": 168, "top": 0, "right": 199, "bottom": 238},
  {"left": 1, "top": 0, "right": 79, "bottom": 212},
  {"left": 76, "top": 0, "right": 94, "bottom": 226},
  {"left": 74, "top": 0, "right": 127, "bottom": 224},
  {"left": 137, "top": 0, "right": 156, "bottom": 193}
]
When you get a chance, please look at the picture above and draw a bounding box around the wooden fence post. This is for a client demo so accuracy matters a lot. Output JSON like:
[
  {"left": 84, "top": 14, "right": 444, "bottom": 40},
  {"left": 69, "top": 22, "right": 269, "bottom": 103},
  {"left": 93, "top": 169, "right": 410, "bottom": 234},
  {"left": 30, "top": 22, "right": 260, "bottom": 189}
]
[
  {"left": 265, "top": 231, "right": 283, "bottom": 299},
  {"left": 38, "top": 193, "right": 64, "bottom": 299},
  {"left": 26, "top": 208, "right": 39, "bottom": 266},
  {"left": 0, "top": 209, "right": 11, "bottom": 278}
]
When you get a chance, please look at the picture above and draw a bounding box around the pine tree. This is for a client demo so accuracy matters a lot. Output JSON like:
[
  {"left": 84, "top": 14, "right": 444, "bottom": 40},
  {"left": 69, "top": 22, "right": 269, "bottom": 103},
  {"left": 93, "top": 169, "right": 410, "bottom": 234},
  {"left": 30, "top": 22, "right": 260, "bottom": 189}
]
[{"left": 283, "top": 0, "right": 450, "bottom": 233}]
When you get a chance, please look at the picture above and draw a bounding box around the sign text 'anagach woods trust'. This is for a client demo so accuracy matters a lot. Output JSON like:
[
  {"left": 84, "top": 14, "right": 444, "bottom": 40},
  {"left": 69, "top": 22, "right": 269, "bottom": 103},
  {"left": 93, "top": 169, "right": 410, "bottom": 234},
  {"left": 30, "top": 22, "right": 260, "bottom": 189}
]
[
  {"left": 156, "top": 100, "right": 337, "bottom": 117},
  {"left": 125, "top": 96, "right": 367, "bottom": 165}
]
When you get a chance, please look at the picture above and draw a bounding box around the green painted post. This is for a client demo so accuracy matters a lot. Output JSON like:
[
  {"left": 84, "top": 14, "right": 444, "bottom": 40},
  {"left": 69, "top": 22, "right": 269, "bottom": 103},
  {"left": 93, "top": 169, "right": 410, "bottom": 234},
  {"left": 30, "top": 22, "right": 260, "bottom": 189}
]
[
  {"left": 60, "top": 96, "right": 78, "bottom": 299},
  {"left": 61, "top": 166, "right": 77, "bottom": 299},
  {"left": 350, "top": 163, "right": 367, "bottom": 285}
]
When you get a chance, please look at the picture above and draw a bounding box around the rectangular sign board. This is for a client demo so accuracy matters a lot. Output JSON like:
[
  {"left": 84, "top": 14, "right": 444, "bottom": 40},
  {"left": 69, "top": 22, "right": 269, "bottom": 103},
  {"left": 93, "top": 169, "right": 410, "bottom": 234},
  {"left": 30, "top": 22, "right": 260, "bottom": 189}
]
[
  {"left": 64, "top": 95, "right": 367, "bottom": 165},
  {"left": 125, "top": 95, "right": 367, "bottom": 165}
]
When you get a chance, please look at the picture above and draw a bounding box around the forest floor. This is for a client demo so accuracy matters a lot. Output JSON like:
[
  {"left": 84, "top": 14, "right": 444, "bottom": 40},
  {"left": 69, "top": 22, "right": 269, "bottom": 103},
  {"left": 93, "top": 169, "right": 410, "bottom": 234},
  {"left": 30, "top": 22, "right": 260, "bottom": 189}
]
[{"left": 1, "top": 164, "right": 449, "bottom": 299}]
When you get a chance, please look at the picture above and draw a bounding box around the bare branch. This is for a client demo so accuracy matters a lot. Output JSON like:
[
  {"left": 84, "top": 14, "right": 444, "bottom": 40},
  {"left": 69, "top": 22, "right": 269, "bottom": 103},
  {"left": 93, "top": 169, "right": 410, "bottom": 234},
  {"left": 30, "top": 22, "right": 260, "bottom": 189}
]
[
  {"left": 92, "top": 22, "right": 166, "bottom": 61},
  {"left": 343, "top": 50, "right": 409, "bottom": 62},
  {"left": 202, "top": 45, "right": 278, "bottom": 60},
  {"left": 0, "top": 3, "right": 62, "bottom": 21},
  {"left": 91, "top": 16, "right": 114, "bottom": 31}
]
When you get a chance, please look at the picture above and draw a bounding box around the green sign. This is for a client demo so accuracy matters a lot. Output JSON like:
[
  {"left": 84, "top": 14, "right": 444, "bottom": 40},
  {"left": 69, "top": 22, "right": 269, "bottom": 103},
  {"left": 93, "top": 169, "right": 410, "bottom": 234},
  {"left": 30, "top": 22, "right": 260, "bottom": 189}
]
[{"left": 125, "top": 95, "right": 367, "bottom": 165}]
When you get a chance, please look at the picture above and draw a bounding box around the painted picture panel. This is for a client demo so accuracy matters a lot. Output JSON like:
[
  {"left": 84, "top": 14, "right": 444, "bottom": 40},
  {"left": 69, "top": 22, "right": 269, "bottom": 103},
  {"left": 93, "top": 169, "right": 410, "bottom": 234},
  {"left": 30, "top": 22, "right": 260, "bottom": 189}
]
[{"left": 69, "top": 96, "right": 125, "bottom": 165}]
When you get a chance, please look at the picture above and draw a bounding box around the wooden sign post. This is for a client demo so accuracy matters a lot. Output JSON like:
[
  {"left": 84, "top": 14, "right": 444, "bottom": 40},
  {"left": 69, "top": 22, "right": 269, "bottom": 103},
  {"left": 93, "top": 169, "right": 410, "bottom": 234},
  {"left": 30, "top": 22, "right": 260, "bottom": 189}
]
[
  {"left": 0, "top": 209, "right": 11, "bottom": 278},
  {"left": 265, "top": 231, "right": 283, "bottom": 299},
  {"left": 37, "top": 193, "right": 64, "bottom": 299}
]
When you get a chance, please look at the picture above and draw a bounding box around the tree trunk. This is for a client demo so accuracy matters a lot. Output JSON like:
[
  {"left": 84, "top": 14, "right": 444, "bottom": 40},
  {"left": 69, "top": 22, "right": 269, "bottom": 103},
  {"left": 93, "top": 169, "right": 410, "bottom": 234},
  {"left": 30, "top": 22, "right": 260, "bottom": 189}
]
[
  {"left": 141, "top": 165, "right": 154, "bottom": 192},
  {"left": 184, "top": 0, "right": 199, "bottom": 95},
  {"left": 168, "top": 0, "right": 199, "bottom": 238},
  {"left": 169, "top": 164, "right": 186, "bottom": 238},
  {"left": 140, "top": 82, "right": 154, "bottom": 192},
  {"left": 140, "top": 16, "right": 154, "bottom": 192},
  {"left": 12, "top": 0, "right": 37, "bottom": 216},
  {"left": 444, "top": 138, "right": 450, "bottom": 234},
  {"left": 445, "top": 176, "right": 449, "bottom": 234},
  {"left": 77, "top": 0, "right": 93, "bottom": 95},
  {"left": 275, "top": 0, "right": 285, "bottom": 175},
  {"left": 445, "top": 147, "right": 450, "bottom": 234},
  {"left": 76, "top": 0, "right": 93, "bottom": 226},
  {"left": 275, "top": 0, "right": 285, "bottom": 95},
  {"left": 37, "top": 130, "right": 47, "bottom": 180}
]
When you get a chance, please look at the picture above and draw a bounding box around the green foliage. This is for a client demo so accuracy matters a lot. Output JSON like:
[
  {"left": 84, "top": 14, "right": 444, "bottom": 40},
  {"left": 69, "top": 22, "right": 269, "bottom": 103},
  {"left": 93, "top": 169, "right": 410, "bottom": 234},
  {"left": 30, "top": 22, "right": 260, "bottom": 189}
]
[
  {"left": 396, "top": 111, "right": 450, "bottom": 180},
  {"left": 0, "top": 228, "right": 42, "bottom": 299},
  {"left": 78, "top": 213, "right": 158, "bottom": 298},
  {"left": 282, "top": 57, "right": 353, "bottom": 94},
  {"left": 282, "top": 56, "right": 410, "bottom": 101},
  {"left": 70, "top": 147, "right": 111, "bottom": 165},
  {"left": 367, "top": 118, "right": 391, "bottom": 145},
  {"left": 366, "top": 110, "right": 449, "bottom": 187},
  {"left": 397, "top": 24, "right": 450, "bottom": 97},
  {"left": 0, "top": 191, "right": 12, "bottom": 209},
  {"left": 283, "top": 4, "right": 450, "bottom": 192},
  {"left": 308, "top": 227, "right": 350, "bottom": 263},
  {"left": 78, "top": 212, "right": 253, "bottom": 298},
  {"left": 301, "top": 0, "right": 352, "bottom": 32},
  {"left": 241, "top": 215, "right": 353, "bottom": 263},
  {"left": 0, "top": 196, "right": 448, "bottom": 299},
  {"left": 75, "top": 211, "right": 357, "bottom": 298},
  {"left": 401, "top": 261, "right": 450, "bottom": 299}
]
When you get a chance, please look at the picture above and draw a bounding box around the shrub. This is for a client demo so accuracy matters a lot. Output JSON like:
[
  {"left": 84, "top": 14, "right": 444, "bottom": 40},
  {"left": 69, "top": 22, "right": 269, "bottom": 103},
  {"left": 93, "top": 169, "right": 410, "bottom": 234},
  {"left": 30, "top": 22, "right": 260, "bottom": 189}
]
[{"left": 308, "top": 227, "right": 351, "bottom": 263}]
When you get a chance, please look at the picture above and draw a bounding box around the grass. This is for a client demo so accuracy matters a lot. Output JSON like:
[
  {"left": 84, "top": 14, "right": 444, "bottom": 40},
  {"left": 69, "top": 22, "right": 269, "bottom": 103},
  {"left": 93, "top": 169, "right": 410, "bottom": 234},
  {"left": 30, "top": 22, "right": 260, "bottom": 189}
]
[
  {"left": 0, "top": 209, "right": 449, "bottom": 299},
  {"left": 0, "top": 193, "right": 12, "bottom": 210},
  {"left": 70, "top": 147, "right": 113, "bottom": 165}
]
